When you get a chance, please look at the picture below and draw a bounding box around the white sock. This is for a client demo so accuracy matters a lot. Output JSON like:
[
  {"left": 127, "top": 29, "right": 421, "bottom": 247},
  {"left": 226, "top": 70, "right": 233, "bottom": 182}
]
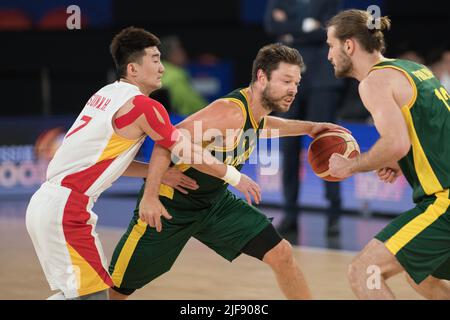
[{"left": 46, "top": 291, "right": 66, "bottom": 300}]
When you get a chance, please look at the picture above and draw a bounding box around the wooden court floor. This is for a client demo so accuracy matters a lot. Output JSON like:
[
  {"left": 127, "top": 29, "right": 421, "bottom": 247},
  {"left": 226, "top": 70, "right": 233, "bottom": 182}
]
[{"left": 0, "top": 217, "right": 421, "bottom": 300}]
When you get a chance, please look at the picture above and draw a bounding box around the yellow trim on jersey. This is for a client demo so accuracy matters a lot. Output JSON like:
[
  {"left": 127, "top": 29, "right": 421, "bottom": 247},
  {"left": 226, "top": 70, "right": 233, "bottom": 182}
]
[
  {"left": 211, "top": 97, "right": 246, "bottom": 152},
  {"left": 174, "top": 163, "right": 191, "bottom": 172},
  {"left": 240, "top": 88, "right": 259, "bottom": 130},
  {"left": 370, "top": 58, "right": 396, "bottom": 70},
  {"left": 385, "top": 189, "right": 450, "bottom": 255},
  {"left": 401, "top": 107, "right": 443, "bottom": 194},
  {"left": 97, "top": 133, "right": 137, "bottom": 163},
  {"left": 371, "top": 64, "right": 443, "bottom": 195},
  {"left": 159, "top": 184, "right": 174, "bottom": 199},
  {"left": 66, "top": 243, "right": 110, "bottom": 296},
  {"left": 225, "top": 97, "right": 247, "bottom": 119},
  {"left": 370, "top": 65, "right": 417, "bottom": 109},
  {"left": 111, "top": 219, "right": 147, "bottom": 287},
  {"left": 209, "top": 130, "right": 244, "bottom": 152}
]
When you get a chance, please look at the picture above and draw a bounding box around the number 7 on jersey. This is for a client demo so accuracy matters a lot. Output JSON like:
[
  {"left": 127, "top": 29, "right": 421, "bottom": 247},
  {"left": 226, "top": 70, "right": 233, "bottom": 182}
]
[{"left": 66, "top": 115, "right": 92, "bottom": 138}]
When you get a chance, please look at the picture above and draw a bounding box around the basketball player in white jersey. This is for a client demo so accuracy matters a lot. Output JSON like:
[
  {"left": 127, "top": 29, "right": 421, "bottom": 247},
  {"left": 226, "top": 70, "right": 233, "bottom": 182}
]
[{"left": 25, "top": 27, "right": 261, "bottom": 300}]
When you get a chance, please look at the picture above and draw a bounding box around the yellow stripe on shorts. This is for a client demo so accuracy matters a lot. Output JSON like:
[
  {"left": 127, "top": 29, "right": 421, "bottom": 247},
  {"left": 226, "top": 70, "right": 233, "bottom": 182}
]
[
  {"left": 386, "top": 189, "right": 450, "bottom": 255},
  {"left": 66, "top": 243, "right": 110, "bottom": 296},
  {"left": 111, "top": 219, "right": 147, "bottom": 287}
]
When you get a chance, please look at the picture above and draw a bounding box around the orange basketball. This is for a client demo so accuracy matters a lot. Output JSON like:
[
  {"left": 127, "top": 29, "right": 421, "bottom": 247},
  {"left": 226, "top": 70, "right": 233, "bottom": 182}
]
[{"left": 307, "top": 129, "right": 360, "bottom": 182}]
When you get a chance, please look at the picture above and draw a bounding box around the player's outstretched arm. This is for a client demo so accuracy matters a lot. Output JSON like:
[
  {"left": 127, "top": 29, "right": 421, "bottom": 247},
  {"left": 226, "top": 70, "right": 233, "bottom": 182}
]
[
  {"left": 114, "top": 95, "right": 242, "bottom": 186},
  {"left": 329, "top": 71, "right": 411, "bottom": 179},
  {"left": 174, "top": 99, "right": 262, "bottom": 204},
  {"left": 113, "top": 96, "right": 259, "bottom": 231},
  {"left": 113, "top": 96, "right": 256, "bottom": 231},
  {"left": 260, "top": 116, "right": 349, "bottom": 138}
]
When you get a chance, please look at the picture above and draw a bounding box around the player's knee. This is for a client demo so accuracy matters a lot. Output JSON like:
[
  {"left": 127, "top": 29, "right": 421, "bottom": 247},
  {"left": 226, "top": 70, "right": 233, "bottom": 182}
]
[
  {"left": 404, "top": 273, "right": 417, "bottom": 287},
  {"left": 348, "top": 255, "right": 383, "bottom": 289},
  {"left": 347, "top": 259, "right": 360, "bottom": 287},
  {"left": 347, "top": 253, "right": 374, "bottom": 286},
  {"left": 263, "top": 239, "right": 294, "bottom": 269}
]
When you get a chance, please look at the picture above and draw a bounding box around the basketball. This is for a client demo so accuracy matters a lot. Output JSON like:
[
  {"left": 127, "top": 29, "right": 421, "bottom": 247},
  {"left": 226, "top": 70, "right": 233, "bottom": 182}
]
[{"left": 307, "top": 129, "right": 360, "bottom": 182}]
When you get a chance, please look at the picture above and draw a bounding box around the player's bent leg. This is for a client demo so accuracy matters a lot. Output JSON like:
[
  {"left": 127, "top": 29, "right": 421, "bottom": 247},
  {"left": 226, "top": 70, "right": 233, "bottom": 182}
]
[
  {"left": 405, "top": 275, "right": 450, "bottom": 300},
  {"left": 367, "top": 194, "right": 450, "bottom": 299},
  {"left": 108, "top": 194, "right": 196, "bottom": 299},
  {"left": 196, "top": 192, "right": 311, "bottom": 299},
  {"left": 263, "top": 239, "right": 311, "bottom": 299},
  {"left": 347, "top": 239, "right": 404, "bottom": 299},
  {"left": 246, "top": 226, "right": 311, "bottom": 300},
  {"left": 26, "top": 183, "right": 113, "bottom": 299}
]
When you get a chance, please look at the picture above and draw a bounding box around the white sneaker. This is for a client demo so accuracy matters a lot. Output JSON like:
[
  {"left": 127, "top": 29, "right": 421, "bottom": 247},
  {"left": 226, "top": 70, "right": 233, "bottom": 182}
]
[{"left": 46, "top": 292, "right": 66, "bottom": 300}]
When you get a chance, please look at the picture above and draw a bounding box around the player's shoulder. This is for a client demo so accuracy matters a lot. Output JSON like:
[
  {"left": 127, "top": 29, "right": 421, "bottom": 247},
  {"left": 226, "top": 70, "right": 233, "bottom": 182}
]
[
  {"left": 359, "top": 68, "right": 396, "bottom": 96},
  {"left": 216, "top": 97, "right": 242, "bottom": 108},
  {"left": 215, "top": 98, "right": 246, "bottom": 119},
  {"left": 190, "top": 98, "right": 245, "bottom": 128},
  {"left": 132, "top": 94, "right": 163, "bottom": 108},
  {"left": 125, "top": 95, "right": 170, "bottom": 117},
  {"left": 364, "top": 66, "right": 407, "bottom": 87}
]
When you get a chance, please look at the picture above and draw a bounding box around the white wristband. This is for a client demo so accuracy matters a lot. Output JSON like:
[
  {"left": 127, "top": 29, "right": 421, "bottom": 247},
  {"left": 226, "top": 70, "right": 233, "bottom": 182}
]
[{"left": 222, "top": 165, "right": 241, "bottom": 186}]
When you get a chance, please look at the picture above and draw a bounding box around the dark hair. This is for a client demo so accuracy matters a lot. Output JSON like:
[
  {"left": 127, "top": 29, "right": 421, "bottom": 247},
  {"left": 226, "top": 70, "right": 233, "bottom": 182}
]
[
  {"left": 110, "top": 26, "right": 161, "bottom": 78},
  {"left": 327, "top": 9, "right": 391, "bottom": 54},
  {"left": 251, "top": 43, "right": 303, "bottom": 83}
]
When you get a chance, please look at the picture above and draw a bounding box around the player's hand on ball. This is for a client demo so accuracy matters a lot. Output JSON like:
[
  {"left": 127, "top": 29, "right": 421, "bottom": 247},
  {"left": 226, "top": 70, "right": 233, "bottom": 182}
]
[
  {"left": 162, "top": 167, "right": 199, "bottom": 194},
  {"left": 309, "top": 122, "right": 351, "bottom": 138},
  {"left": 328, "top": 153, "right": 354, "bottom": 179},
  {"left": 139, "top": 196, "right": 172, "bottom": 232},
  {"left": 235, "top": 174, "right": 261, "bottom": 205},
  {"left": 377, "top": 167, "right": 401, "bottom": 184}
]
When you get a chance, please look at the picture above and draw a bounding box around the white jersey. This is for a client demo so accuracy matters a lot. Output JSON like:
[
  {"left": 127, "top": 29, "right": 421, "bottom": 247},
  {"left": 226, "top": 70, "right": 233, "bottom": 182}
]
[{"left": 46, "top": 81, "right": 145, "bottom": 198}]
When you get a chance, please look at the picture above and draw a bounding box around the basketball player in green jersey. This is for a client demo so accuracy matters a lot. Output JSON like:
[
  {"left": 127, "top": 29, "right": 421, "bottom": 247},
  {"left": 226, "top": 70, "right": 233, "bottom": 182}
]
[
  {"left": 327, "top": 9, "right": 450, "bottom": 299},
  {"left": 108, "top": 43, "right": 347, "bottom": 300}
]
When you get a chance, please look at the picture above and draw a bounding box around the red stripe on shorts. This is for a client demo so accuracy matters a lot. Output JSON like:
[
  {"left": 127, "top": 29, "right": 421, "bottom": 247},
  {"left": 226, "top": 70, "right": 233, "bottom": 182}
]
[{"left": 62, "top": 190, "right": 114, "bottom": 289}]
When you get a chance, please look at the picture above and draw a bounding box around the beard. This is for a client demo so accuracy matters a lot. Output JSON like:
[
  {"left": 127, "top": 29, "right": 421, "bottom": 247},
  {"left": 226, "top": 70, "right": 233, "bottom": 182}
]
[
  {"left": 334, "top": 50, "right": 353, "bottom": 78},
  {"left": 261, "top": 84, "right": 294, "bottom": 113}
]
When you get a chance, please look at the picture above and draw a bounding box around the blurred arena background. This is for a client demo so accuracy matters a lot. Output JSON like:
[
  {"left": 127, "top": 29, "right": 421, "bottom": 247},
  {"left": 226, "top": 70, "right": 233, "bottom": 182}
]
[{"left": 1, "top": 0, "right": 449, "bottom": 299}]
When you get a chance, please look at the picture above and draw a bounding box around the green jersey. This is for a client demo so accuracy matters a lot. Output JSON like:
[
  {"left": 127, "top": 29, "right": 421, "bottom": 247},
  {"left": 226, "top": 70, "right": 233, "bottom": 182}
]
[
  {"left": 159, "top": 87, "right": 266, "bottom": 209},
  {"left": 370, "top": 59, "right": 450, "bottom": 202}
]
